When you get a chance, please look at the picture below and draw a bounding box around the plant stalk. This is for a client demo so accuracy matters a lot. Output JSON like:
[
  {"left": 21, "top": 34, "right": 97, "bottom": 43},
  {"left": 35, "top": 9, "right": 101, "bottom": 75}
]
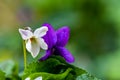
[{"left": 23, "top": 40, "right": 27, "bottom": 70}]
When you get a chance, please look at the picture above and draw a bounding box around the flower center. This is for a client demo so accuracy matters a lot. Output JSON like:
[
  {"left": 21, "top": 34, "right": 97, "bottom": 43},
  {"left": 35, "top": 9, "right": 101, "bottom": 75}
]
[{"left": 30, "top": 37, "right": 37, "bottom": 43}]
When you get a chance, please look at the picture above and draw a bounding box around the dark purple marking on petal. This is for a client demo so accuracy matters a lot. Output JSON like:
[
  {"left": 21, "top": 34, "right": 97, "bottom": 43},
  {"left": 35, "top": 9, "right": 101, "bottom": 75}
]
[
  {"left": 56, "top": 47, "right": 75, "bottom": 63},
  {"left": 56, "top": 26, "right": 70, "bottom": 47},
  {"left": 42, "top": 23, "right": 57, "bottom": 49},
  {"left": 39, "top": 49, "right": 52, "bottom": 61}
]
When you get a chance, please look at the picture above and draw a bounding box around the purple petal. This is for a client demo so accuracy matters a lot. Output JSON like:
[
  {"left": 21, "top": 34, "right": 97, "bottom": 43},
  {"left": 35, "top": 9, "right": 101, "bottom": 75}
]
[
  {"left": 56, "top": 47, "right": 75, "bottom": 63},
  {"left": 40, "top": 49, "right": 52, "bottom": 61},
  {"left": 42, "top": 23, "right": 57, "bottom": 49},
  {"left": 56, "top": 26, "right": 70, "bottom": 47}
]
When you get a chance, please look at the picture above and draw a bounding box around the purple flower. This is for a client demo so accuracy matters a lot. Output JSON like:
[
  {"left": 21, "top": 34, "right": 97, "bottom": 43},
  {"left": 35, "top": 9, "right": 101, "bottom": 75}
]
[{"left": 39, "top": 23, "right": 75, "bottom": 63}]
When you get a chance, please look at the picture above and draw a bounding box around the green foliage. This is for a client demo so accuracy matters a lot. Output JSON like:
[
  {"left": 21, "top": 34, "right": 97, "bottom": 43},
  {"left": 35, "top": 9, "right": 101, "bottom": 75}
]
[
  {"left": 0, "top": 60, "right": 21, "bottom": 80},
  {"left": 22, "top": 55, "right": 99, "bottom": 80},
  {"left": 25, "top": 68, "right": 72, "bottom": 80},
  {"left": 0, "top": 70, "right": 5, "bottom": 80},
  {"left": 76, "top": 74, "right": 101, "bottom": 80},
  {"left": 0, "top": 56, "right": 100, "bottom": 80}
]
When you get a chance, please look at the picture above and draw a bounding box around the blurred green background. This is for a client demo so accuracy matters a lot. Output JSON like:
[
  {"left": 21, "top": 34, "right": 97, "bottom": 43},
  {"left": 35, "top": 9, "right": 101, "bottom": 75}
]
[{"left": 0, "top": 0, "right": 120, "bottom": 80}]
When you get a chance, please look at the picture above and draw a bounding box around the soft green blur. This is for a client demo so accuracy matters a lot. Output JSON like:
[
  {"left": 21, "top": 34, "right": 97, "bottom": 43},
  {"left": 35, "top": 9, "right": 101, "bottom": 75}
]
[{"left": 0, "top": 0, "right": 120, "bottom": 80}]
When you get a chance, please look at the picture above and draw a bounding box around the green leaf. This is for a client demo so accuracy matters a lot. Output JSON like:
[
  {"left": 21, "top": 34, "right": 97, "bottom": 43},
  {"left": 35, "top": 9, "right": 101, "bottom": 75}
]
[
  {"left": 23, "top": 56, "right": 100, "bottom": 80},
  {"left": 0, "top": 60, "right": 20, "bottom": 80},
  {"left": 25, "top": 68, "right": 72, "bottom": 80},
  {"left": 23, "top": 55, "right": 87, "bottom": 80},
  {"left": 0, "top": 70, "right": 5, "bottom": 80},
  {"left": 0, "top": 60, "right": 15, "bottom": 77},
  {"left": 24, "top": 57, "right": 63, "bottom": 74},
  {"left": 76, "top": 73, "right": 101, "bottom": 80}
]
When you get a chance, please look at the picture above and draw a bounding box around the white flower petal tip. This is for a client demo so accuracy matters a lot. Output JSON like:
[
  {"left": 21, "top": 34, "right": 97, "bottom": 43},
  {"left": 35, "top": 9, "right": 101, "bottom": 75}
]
[
  {"left": 25, "top": 77, "right": 30, "bottom": 80},
  {"left": 34, "top": 76, "right": 42, "bottom": 80},
  {"left": 19, "top": 28, "right": 33, "bottom": 40},
  {"left": 42, "top": 26, "right": 48, "bottom": 30},
  {"left": 37, "top": 38, "right": 48, "bottom": 50},
  {"left": 34, "top": 27, "right": 48, "bottom": 38},
  {"left": 31, "top": 51, "right": 40, "bottom": 58}
]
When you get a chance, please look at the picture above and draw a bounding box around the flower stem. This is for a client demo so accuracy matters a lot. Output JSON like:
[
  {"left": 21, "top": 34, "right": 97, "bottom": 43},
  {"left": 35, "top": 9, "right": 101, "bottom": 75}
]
[{"left": 23, "top": 40, "right": 27, "bottom": 70}]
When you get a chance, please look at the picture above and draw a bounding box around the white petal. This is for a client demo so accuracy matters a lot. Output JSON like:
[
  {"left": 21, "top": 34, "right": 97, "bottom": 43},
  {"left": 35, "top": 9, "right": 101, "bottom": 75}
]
[
  {"left": 34, "top": 26, "right": 48, "bottom": 38},
  {"left": 34, "top": 76, "right": 42, "bottom": 80},
  {"left": 37, "top": 38, "right": 48, "bottom": 50},
  {"left": 19, "top": 29, "right": 33, "bottom": 40},
  {"left": 25, "top": 77, "right": 30, "bottom": 80},
  {"left": 26, "top": 39, "right": 40, "bottom": 58}
]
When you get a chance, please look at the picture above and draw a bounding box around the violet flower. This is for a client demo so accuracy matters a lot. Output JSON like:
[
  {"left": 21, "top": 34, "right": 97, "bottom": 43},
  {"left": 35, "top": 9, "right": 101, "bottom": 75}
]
[
  {"left": 40, "top": 23, "right": 75, "bottom": 63},
  {"left": 19, "top": 27, "right": 48, "bottom": 58}
]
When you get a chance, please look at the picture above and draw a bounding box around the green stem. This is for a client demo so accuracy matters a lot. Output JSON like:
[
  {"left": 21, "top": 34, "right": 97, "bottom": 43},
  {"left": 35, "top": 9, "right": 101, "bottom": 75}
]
[{"left": 23, "top": 40, "right": 27, "bottom": 70}]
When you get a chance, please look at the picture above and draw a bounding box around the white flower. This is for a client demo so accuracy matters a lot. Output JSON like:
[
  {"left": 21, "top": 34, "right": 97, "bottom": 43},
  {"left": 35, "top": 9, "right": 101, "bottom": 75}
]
[
  {"left": 19, "top": 26, "right": 48, "bottom": 58},
  {"left": 34, "top": 76, "right": 42, "bottom": 80},
  {"left": 25, "top": 77, "right": 30, "bottom": 80},
  {"left": 25, "top": 76, "right": 42, "bottom": 80}
]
